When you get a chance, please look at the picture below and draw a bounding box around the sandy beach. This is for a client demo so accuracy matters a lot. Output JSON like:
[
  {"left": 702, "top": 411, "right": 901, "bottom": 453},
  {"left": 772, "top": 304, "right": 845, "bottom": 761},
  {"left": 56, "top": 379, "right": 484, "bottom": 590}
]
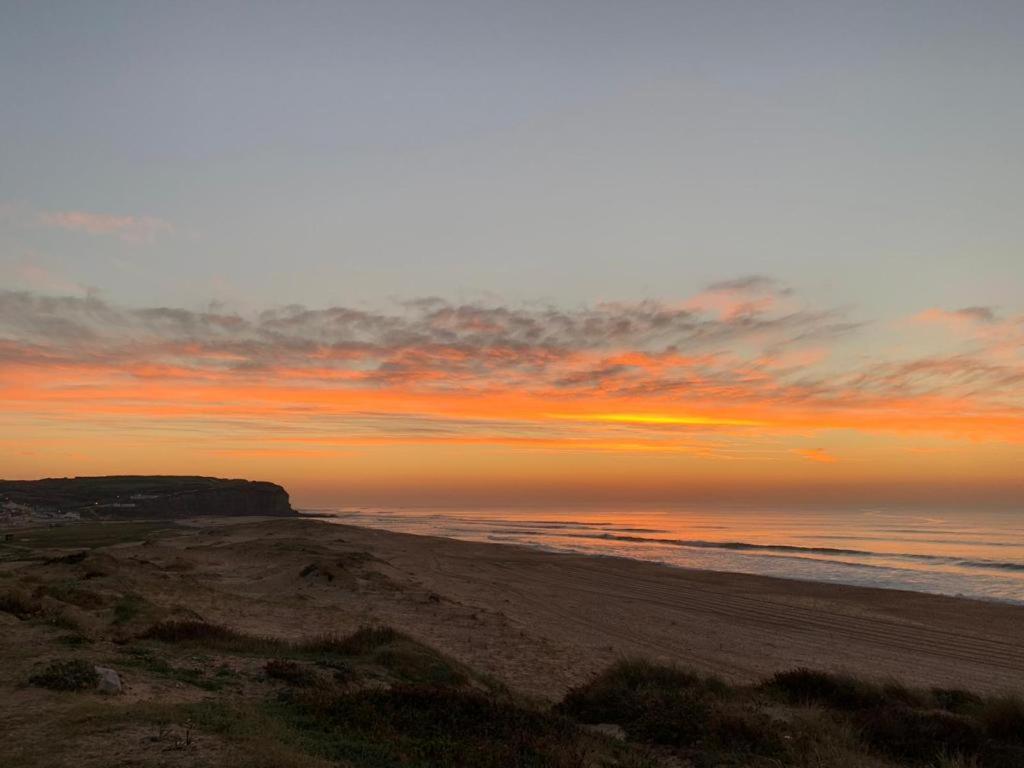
[
  {"left": 98, "top": 517, "right": 1024, "bottom": 698},
  {"left": 5, "top": 515, "right": 1024, "bottom": 767}
]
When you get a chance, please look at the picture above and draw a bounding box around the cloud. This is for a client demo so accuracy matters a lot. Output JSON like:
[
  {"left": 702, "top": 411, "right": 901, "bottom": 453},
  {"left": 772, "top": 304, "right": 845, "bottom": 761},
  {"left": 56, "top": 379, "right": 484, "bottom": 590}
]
[
  {"left": 793, "top": 448, "right": 838, "bottom": 463},
  {"left": 688, "top": 275, "right": 795, "bottom": 321},
  {"left": 1, "top": 288, "right": 1022, "bottom": 453},
  {"left": 952, "top": 306, "right": 999, "bottom": 324},
  {"left": 706, "top": 275, "right": 787, "bottom": 294},
  {"left": 915, "top": 306, "right": 1000, "bottom": 326},
  {"left": 37, "top": 210, "right": 172, "bottom": 242},
  {"left": 0, "top": 289, "right": 851, "bottom": 374},
  {"left": 0, "top": 203, "right": 172, "bottom": 243}
]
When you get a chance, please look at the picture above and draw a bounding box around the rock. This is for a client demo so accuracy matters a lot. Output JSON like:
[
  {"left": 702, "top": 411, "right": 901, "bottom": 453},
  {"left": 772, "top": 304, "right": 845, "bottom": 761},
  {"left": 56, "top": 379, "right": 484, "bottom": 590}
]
[{"left": 94, "top": 666, "right": 122, "bottom": 694}]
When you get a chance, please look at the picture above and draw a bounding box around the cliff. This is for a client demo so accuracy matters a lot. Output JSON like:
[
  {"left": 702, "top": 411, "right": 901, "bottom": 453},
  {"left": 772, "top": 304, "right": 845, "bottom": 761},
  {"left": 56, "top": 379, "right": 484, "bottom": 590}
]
[{"left": 0, "top": 476, "right": 295, "bottom": 521}]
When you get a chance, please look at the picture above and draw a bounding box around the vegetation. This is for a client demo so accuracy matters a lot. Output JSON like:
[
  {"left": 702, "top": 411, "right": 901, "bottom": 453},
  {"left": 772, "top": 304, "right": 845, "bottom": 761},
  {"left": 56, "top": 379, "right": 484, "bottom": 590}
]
[
  {"left": 2, "top": 521, "right": 182, "bottom": 550},
  {"left": 264, "top": 685, "right": 612, "bottom": 768},
  {"left": 28, "top": 659, "right": 99, "bottom": 691},
  {"left": 118, "top": 646, "right": 236, "bottom": 692},
  {"left": 140, "top": 618, "right": 243, "bottom": 643},
  {"left": 140, "top": 620, "right": 475, "bottom": 690},
  {"left": 11, "top": 613, "right": 1024, "bottom": 768},
  {"left": 112, "top": 592, "right": 150, "bottom": 625},
  {"left": 560, "top": 660, "right": 1024, "bottom": 768},
  {"left": 0, "top": 588, "right": 41, "bottom": 618},
  {"left": 265, "top": 659, "right": 326, "bottom": 688},
  {"left": 42, "top": 579, "right": 106, "bottom": 609},
  {"left": 5, "top": 543, "right": 1023, "bottom": 768},
  {"left": 559, "top": 659, "right": 785, "bottom": 764}
]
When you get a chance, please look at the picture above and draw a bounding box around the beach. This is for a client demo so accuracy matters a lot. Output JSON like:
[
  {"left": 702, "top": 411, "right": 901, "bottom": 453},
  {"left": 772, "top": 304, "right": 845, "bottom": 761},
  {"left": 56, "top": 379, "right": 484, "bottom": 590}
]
[
  {"left": 45, "top": 517, "right": 1024, "bottom": 697},
  {"left": 4, "top": 515, "right": 1024, "bottom": 766},
  {"left": 321, "top": 522, "right": 1024, "bottom": 697}
]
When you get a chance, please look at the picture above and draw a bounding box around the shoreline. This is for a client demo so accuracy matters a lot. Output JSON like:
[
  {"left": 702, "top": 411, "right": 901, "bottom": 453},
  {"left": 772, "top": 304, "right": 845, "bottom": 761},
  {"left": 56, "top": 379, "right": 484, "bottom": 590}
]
[
  {"left": 201, "top": 517, "right": 1024, "bottom": 696},
  {"left": 5, "top": 515, "right": 1024, "bottom": 699},
  {"left": 306, "top": 511, "right": 1024, "bottom": 608}
]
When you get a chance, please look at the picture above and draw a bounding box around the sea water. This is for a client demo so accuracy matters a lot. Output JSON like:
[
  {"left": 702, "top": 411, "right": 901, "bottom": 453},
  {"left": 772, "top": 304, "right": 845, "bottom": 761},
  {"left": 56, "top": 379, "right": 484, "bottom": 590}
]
[{"left": 309, "top": 505, "right": 1024, "bottom": 605}]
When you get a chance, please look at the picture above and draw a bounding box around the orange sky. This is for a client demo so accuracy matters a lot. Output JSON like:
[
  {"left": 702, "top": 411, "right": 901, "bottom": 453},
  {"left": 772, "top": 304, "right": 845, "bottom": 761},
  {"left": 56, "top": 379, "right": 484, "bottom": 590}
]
[{"left": 2, "top": 282, "right": 1022, "bottom": 508}]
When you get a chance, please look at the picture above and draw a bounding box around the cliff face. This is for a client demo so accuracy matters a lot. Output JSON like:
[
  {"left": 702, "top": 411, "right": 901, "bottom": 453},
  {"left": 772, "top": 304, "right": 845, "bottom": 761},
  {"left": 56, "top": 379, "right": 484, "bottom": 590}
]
[{"left": 0, "top": 476, "right": 295, "bottom": 520}]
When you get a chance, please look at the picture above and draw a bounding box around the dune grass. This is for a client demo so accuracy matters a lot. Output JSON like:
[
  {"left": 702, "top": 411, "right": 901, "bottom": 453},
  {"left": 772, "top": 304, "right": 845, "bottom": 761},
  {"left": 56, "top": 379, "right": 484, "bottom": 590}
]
[
  {"left": 561, "top": 660, "right": 1024, "bottom": 768},
  {"left": 138, "top": 620, "right": 477, "bottom": 691},
  {"left": 19, "top": 614, "right": 1024, "bottom": 768}
]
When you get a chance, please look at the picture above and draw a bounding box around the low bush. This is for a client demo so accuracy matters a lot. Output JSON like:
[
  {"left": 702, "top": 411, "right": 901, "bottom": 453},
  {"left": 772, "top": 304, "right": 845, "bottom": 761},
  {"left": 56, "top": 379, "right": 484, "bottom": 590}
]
[
  {"left": 0, "top": 588, "right": 41, "bottom": 618},
  {"left": 277, "top": 685, "right": 594, "bottom": 768},
  {"left": 980, "top": 695, "right": 1024, "bottom": 743},
  {"left": 767, "top": 668, "right": 888, "bottom": 710},
  {"left": 559, "top": 659, "right": 785, "bottom": 760},
  {"left": 29, "top": 659, "right": 99, "bottom": 691},
  {"left": 931, "top": 687, "right": 983, "bottom": 713},
  {"left": 140, "top": 619, "right": 241, "bottom": 643},
  {"left": 308, "top": 626, "right": 407, "bottom": 655},
  {"left": 856, "top": 705, "right": 983, "bottom": 763},
  {"left": 43, "top": 581, "right": 106, "bottom": 609},
  {"left": 265, "top": 659, "right": 324, "bottom": 688},
  {"left": 112, "top": 593, "right": 150, "bottom": 625}
]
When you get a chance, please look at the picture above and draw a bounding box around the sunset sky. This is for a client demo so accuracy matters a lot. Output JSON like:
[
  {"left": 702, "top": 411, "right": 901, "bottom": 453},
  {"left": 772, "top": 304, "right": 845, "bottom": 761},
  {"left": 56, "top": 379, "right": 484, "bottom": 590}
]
[{"left": 2, "top": 2, "right": 1022, "bottom": 508}]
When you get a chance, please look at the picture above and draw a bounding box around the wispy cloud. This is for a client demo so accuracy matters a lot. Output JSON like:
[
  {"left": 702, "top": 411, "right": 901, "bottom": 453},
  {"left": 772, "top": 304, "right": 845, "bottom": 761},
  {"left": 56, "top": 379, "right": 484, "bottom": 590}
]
[
  {"left": 1, "top": 280, "right": 1022, "bottom": 459},
  {"left": 914, "top": 306, "right": 1001, "bottom": 327},
  {"left": 1, "top": 203, "right": 172, "bottom": 243},
  {"left": 37, "top": 210, "right": 172, "bottom": 243},
  {"left": 793, "top": 447, "right": 838, "bottom": 463}
]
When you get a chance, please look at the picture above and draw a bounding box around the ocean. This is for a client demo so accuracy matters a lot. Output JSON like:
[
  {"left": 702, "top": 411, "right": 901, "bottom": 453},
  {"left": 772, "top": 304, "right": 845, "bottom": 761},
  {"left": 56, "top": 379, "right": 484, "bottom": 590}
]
[{"left": 307, "top": 505, "right": 1024, "bottom": 605}]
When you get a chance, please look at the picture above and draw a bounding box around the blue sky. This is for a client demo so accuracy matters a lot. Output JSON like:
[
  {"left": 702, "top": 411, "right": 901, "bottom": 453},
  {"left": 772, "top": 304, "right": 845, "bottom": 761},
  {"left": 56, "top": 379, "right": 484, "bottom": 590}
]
[{"left": 3, "top": 1, "right": 1022, "bottom": 314}]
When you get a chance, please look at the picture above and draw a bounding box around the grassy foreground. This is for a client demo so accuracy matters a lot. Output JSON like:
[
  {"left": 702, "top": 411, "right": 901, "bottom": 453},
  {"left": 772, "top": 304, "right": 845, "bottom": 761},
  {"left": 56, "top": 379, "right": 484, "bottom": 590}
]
[{"left": 6, "top": 609, "right": 1024, "bottom": 766}]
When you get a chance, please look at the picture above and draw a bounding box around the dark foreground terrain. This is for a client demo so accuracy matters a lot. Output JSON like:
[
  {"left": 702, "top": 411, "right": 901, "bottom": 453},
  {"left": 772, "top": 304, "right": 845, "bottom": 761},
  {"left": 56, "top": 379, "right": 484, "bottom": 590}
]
[{"left": 1, "top": 518, "right": 1022, "bottom": 767}]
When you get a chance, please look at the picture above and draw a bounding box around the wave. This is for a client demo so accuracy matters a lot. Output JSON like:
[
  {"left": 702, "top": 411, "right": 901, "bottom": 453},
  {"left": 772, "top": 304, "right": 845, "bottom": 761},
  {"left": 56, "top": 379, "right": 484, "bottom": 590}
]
[
  {"left": 312, "top": 510, "right": 1024, "bottom": 574},
  {"left": 554, "top": 532, "right": 1024, "bottom": 572}
]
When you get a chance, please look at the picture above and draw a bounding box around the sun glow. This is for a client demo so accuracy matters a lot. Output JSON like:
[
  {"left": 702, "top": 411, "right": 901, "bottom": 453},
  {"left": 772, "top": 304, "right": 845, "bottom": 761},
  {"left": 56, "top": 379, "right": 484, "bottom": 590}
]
[{"left": 552, "top": 413, "right": 768, "bottom": 427}]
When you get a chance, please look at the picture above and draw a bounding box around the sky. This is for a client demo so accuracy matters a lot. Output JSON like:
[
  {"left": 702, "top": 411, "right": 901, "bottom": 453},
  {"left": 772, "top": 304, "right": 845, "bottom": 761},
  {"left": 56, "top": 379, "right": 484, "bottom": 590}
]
[{"left": 1, "top": 1, "right": 1022, "bottom": 509}]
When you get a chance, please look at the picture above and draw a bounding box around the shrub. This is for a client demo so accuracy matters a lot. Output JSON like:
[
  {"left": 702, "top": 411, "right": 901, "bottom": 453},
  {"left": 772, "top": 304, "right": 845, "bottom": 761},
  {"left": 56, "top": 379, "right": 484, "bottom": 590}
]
[
  {"left": 932, "top": 687, "right": 983, "bottom": 713},
  {"left": 29, "top": 659, "right": 99, "bottom": 691},
  {"left": 560, "top": 659, "right": 716, "bottom": 724},
  {"left": 0, "top": 589, "right": 41, "bottom": 619},
  {"left": 373, "top": 644, "right": 469, "bottom": 688},
  {"left": 112, "top": 593, "right": 149, "bottom": 624},
  {"left": 44, "top": 581, "right": 106, "bottom": 609},
  {"left": 281, "top": 685, "right": 590, "bottom": 768},
  {"left": 559, "top": 659, "right": 784, "bottom": 758},
  {"left": 980, "top": 695, "right": 1024, "bottom": 744},
  {"left": 44, "top": 551, "right": 88, "bottom": 565},
  {"left": 56, "top": 633, "right": 93, "bottom": 647},
  {"left": 140, "top": 619, "right": 241, "bottom": 643},
  {"left": 767, "top": 668, "right": 886, "bottom": 710},
  {"left": 856, "top": 705, "right": 983, "bottom": 763},
  {"left": 265, "top": 659, "right": 323, "bottom": 688},
  {"left": 307, "top": 626, "right": 407, "bottom": 655}
]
